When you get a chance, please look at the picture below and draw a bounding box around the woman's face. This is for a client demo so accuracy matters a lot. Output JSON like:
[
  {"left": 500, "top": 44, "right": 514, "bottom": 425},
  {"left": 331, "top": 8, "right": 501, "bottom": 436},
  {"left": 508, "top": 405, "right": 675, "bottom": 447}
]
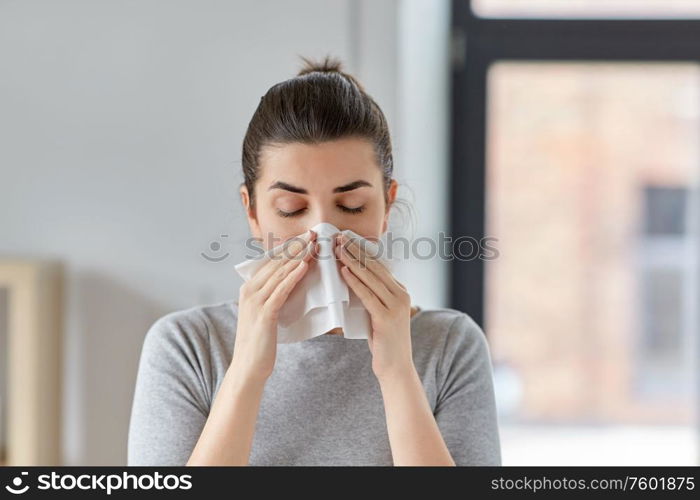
[{"left": 240, "top": 136, "right": 398, "bottom": 249}]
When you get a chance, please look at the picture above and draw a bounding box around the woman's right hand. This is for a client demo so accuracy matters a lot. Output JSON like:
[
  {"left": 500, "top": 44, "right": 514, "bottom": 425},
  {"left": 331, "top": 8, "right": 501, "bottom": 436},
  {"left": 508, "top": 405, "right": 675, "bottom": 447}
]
[{"left": 231, "top": 229, "right": 318, "bottom": 383}]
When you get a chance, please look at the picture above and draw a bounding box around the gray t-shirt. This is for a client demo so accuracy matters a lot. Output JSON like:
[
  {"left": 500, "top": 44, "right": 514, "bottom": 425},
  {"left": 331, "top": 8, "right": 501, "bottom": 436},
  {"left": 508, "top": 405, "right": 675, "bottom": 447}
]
[{"left": 127, "top": 300, "right": 502, "bottom": 466}]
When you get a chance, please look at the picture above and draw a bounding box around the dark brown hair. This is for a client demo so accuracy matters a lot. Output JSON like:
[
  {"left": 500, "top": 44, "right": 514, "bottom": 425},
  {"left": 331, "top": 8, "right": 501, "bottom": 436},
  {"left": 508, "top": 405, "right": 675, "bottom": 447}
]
[{"left": 241, "top": 54, "right": 397, "bottom": 213}]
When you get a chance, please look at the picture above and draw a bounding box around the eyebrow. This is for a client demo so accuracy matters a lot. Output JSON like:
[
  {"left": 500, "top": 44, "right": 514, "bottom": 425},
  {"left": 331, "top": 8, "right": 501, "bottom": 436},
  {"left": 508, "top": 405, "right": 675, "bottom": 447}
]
[{"left": 267, "top": 179, "right": 372, "bottom": 194}]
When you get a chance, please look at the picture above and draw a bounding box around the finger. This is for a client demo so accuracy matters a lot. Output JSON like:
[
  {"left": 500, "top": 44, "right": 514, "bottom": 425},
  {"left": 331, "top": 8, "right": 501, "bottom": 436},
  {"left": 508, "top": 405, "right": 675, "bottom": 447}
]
[
  {"left": 250, "top": 230, "right": 316, "bottom": 289},
  {"left": 336, "top": 233, "right": 376, "bottom": 268},
  {"left": 336, "top": 240, "right": 393, "bottom": 307},
  {"left": 339, "top": 265, "right": 385, "bottom": 318},
  {"left": 337, "top": 234, "right": 401, "bottom": 296},
  {"left": 265, "top": 257, "right": 311, "bottom": 315},
  {"left": 259, "top": 239, "right": 315, "bottom": 300}
]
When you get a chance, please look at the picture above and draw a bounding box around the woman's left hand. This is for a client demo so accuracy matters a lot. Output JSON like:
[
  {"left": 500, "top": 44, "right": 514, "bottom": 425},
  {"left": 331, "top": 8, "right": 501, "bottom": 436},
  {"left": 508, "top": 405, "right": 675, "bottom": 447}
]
[{"left": 334, "top": 233, "right": 414, "bottom": 381}]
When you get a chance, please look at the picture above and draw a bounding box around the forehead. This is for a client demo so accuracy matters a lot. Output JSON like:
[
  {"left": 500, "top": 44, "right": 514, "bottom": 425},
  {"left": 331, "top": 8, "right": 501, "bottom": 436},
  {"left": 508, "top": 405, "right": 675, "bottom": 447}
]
[{"left": 258, "top": 137, "right": 380, "bottom": 183}]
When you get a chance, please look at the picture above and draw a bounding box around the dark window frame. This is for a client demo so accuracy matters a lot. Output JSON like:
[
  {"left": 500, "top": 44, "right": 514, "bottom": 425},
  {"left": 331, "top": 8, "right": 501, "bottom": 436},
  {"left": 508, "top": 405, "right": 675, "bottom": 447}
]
[{"left": 449, "top": 0, "right": 700, "bottom": 327}]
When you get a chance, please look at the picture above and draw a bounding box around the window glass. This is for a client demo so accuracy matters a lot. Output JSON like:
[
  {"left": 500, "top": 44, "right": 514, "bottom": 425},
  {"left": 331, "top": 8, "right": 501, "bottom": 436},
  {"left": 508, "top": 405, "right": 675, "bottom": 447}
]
[{"left": 486, "top": 61, "right": 700, "bottom": 465}]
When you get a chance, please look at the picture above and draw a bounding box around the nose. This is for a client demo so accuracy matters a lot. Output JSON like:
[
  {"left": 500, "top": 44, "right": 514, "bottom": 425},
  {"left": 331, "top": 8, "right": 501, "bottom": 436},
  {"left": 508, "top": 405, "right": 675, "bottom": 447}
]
[
  {"left": 307, "top": 209, "right": 344, "bottom": 233},
  {"left": 306, "top": 214, "right": 344, "bottom": 245}
]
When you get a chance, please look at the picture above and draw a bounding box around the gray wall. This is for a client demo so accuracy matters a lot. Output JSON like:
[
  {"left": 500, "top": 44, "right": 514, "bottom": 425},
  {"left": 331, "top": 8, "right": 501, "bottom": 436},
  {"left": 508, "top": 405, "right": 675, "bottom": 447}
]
[{"left": 0, "top": 0, "right": 449, "bottom": 465}]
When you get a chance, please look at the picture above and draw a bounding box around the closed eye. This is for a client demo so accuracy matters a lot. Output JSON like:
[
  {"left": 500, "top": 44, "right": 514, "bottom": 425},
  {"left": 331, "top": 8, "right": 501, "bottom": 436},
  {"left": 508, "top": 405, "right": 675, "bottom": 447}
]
[
  {"left": 339, "top": 205, "right": 365, "bottom": 214},
  {"left": 276, "top": 205, "right": 366, "bottom": 218}
]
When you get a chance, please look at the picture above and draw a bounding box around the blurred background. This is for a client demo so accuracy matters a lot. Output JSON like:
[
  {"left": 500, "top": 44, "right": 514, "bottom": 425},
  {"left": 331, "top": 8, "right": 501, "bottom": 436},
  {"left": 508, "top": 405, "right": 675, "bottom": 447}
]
[{"left": 0, "top": 0, "right": 698, "bottom": 466}]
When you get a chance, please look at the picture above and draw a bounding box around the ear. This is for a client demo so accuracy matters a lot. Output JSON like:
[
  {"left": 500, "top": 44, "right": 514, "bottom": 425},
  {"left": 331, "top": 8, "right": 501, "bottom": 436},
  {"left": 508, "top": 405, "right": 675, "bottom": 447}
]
[
  {"left": 240, "top": 184, "right": 261, "bottom": 240},
  {"left": 381, "top": 179, "right": 398, "bottom": 234}
]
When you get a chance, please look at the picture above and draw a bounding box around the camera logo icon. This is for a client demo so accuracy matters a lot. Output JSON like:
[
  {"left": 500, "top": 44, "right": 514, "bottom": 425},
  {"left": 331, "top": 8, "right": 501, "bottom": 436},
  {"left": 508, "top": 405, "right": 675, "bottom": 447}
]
[
  {"left": 201, "top": 234, "right": 230, "bottom": 262},
  {"left": 5, "top": 472, "right": 29, "bottom": 495}
]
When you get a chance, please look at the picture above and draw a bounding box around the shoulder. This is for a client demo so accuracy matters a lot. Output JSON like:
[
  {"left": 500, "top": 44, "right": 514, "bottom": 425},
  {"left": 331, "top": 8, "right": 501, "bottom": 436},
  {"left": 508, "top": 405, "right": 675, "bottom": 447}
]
[
  {"left": 413, "top": 307, "right": 487, "bottom": 351},
  {"left": 412, "top": 307, "right": 492, "bottom": 372},
  {"left": 141, "top": 299, "right": 238, "bottom": 359},
  {"left": 414, "top": 307, "right": 480, "bottom": 330}
]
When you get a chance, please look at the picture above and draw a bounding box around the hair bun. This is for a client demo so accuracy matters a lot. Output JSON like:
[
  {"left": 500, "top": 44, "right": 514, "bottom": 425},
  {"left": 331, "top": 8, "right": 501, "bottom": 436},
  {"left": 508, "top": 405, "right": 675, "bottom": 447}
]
[
  {"left": 297, "top": 55, "right": 344, "bottom": 76},
  {"left": 296, "top": 54, "right": 366, "bottom": 92}
]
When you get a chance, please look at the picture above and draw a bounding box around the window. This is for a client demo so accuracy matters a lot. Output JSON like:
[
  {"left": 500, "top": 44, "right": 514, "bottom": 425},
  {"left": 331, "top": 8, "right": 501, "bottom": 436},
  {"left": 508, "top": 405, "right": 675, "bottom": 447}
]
[
  {"left": 451, "top": 0, "right": 700, "bottom": 465},
  {"left": 638, "top": 186, "right": 694, "bottom": 399},
  {"left": 644, "top": 186, "right": 688, "bottom": 236}
]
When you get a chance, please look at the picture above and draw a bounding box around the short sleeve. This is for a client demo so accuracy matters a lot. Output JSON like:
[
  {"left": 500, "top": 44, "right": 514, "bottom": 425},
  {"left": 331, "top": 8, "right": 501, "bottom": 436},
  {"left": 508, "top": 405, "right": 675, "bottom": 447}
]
[
  {"left": 127, "top": 313, "right": 212, "bottom": 466},
  {"left": 433, "top": 313, "right": 502, "bottom": 466}
]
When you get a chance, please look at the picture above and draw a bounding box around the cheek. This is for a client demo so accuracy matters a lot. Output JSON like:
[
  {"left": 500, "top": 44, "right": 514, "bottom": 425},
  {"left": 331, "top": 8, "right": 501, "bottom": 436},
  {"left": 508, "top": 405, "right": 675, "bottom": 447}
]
[
  {"left": 256, "top": 218, "right": 308, "bottom": 250},
  {"left": 344, "top": 216, "right": 385, "bottom": 242}
]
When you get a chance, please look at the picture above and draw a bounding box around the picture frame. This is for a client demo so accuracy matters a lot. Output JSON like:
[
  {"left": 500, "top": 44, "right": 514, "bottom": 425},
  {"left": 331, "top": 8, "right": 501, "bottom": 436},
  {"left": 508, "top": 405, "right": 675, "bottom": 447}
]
[{"left": 0, "top": 259, "right": 63, "bottom": 465}]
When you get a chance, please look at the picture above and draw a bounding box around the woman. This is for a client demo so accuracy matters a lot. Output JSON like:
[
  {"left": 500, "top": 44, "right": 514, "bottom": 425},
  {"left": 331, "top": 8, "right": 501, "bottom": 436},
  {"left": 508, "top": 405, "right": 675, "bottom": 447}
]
[{"left": 127, "top": 56, "right": 501, "bottom": 466}]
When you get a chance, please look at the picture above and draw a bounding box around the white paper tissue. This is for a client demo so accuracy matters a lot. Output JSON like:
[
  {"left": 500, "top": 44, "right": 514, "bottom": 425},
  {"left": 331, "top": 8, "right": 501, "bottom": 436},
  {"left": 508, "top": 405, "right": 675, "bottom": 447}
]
[{"left": 234, "top": 222, "right": 389, "bottom": 343}]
